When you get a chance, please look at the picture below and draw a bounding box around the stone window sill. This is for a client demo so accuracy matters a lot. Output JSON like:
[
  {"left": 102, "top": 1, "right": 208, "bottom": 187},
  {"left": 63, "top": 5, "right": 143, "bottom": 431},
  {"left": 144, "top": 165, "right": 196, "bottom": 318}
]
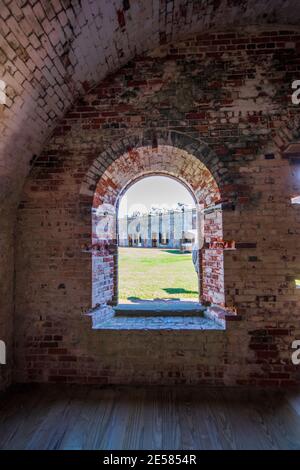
[
  {"left": 92, "top": 314, "right": 224, "bottom": 330},
  {"left": 87, "top": 300, "right": 229, "bottom": 331}
]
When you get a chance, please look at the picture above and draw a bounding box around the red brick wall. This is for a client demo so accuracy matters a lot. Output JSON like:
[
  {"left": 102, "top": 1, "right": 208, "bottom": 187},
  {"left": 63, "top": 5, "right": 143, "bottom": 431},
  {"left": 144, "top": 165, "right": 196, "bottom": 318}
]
[
  {"left": 15, "top": 29, "right": 300, "bottom": 387},
  {"left": 203, "top": 209, "right": 225, "bottom": 305}
]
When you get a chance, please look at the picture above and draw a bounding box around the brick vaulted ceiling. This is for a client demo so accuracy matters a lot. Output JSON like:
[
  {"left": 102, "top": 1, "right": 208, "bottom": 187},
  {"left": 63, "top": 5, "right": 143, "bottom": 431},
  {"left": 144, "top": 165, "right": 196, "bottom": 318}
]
[{"left": 1, "top": 0, "right": 300, "bottom": 208}]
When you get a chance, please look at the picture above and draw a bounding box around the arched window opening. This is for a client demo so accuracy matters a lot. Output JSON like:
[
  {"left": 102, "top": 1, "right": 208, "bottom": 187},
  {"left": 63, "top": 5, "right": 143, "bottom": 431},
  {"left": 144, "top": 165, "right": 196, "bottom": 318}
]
[
  {"left": 117, "top": 176, "right": 199, "bottom": 304},
  {"left": 89, "top": 144, "right": 226, "bottom": 319}
]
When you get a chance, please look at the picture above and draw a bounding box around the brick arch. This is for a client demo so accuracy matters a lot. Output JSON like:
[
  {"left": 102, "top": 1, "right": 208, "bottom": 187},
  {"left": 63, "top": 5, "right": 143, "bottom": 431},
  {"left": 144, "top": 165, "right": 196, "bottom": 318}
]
[
  {"left": 93, "top": 145, "right": 221, "bottom": 210},
  {"left": 87, "top": 137, "right": 225, "bottom": 309},
  {"left": 80, "top": 130, "right": 228, "bottom": 202}
]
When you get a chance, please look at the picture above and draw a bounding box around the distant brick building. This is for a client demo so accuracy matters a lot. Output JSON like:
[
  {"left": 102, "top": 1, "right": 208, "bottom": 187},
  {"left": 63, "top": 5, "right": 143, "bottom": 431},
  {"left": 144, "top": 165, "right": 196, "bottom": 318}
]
[{"left": 118, "top": 208, "right": 197, "bottom": 249}]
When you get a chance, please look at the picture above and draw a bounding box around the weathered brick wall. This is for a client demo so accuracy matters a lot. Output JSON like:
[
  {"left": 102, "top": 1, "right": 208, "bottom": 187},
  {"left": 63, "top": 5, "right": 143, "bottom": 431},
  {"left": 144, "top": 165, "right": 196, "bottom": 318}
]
[
  {"left": 1, "top": 1, "right": 300, "bottom": 392},
  {"left": 0, "top": 207, "right": 14, "bottom": 390},
  {"left": 203, "top": 209, "right": 224, "bottom": 305},
  {"left": 14, "top": 29, "right": 300, "bottom": 387}
]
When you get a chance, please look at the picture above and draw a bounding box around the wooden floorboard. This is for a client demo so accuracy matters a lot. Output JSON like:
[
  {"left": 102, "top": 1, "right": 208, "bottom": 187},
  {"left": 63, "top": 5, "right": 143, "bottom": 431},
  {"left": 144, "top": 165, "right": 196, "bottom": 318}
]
[{"left": 0, "top": 385, "right": 300, "bottom": 450}]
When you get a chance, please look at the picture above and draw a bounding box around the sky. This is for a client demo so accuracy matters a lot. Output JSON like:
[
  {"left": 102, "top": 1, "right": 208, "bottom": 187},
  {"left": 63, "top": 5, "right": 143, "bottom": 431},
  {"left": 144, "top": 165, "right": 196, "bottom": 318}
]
[{"left": 118, "top": 176, "right": 195, "bottom": 217}]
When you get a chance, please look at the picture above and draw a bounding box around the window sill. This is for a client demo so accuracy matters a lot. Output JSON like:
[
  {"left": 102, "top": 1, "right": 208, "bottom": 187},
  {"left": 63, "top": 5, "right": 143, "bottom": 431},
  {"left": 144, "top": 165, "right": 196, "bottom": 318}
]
[
  {"left": 92, "top": 314, "right": 224, "bottom": 330},
  {"left": 89, "top": 300, "right": 225, "bottom": 331}
]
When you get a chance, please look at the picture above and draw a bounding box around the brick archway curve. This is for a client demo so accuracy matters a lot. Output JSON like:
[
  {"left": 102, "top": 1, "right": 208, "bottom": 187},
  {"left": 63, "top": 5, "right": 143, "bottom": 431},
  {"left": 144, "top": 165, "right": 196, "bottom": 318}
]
[
  {"left": 93, "top": 147, "right": 221, "bottom": 212},
  {"left": 80, "top": 130, "right": 228, "bottom": 203}
]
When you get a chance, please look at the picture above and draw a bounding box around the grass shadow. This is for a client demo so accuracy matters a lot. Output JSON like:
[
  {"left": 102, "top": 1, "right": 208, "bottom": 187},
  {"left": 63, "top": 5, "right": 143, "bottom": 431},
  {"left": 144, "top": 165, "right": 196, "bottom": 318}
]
[
  {"left": 161, "top": 249, "right": 187, "bottom": 255},
  {"left": 163, "top": 288, "right": 198, "bottom": 295},
  {"left": 126, "top": 296, "right": 190, "bottom": 302},
  {"left": 127, "top": 296, "right": 148, "bottom": 303}
]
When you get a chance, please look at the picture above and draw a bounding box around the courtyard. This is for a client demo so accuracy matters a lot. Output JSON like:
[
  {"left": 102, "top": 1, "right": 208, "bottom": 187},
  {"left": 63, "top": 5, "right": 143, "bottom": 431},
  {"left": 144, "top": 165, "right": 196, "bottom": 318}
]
[{"left": 118, "top": 247, "right": 198, "bottom": 303}]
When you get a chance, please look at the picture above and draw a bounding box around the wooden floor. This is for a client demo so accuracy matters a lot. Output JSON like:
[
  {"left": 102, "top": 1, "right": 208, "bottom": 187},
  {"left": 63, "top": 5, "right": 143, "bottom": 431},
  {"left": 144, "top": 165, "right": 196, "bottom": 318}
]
[{"left": 0, "top": 385, "right": 300, "bottom": 450}]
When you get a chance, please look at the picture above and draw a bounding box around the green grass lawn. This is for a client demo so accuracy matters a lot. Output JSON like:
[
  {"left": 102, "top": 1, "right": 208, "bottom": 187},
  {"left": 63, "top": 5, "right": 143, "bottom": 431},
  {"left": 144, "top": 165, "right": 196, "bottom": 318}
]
[{"left": 118, "top": 247, "right": 199, "bottom": 303}]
